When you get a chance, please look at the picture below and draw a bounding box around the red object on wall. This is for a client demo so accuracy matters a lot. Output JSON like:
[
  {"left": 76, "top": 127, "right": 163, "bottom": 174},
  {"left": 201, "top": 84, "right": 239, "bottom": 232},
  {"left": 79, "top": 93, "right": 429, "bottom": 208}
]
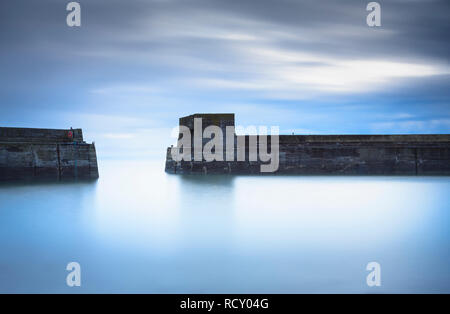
[{"left": 68, "top": 131, "right": 73, "bottom": 139}]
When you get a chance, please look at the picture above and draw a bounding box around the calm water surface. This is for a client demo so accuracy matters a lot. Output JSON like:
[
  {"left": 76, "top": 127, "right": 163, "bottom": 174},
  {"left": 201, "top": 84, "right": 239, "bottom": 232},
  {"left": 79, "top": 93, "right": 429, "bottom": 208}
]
[{"left": 0, "top": 160, "right": 449, "bottom": 293}]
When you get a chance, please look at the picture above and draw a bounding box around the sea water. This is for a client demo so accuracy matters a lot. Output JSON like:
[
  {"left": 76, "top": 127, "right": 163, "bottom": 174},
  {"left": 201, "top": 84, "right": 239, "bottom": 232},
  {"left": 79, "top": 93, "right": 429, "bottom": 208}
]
[{"left": 0, "top": 160, "right": 449, "bottom": 293}]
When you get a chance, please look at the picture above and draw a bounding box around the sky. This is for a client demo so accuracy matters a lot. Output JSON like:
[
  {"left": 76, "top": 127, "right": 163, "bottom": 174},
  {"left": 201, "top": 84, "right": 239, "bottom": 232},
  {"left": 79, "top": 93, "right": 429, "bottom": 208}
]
[{"left": 0, "top": 0, "right": 449, "bottom": 159}]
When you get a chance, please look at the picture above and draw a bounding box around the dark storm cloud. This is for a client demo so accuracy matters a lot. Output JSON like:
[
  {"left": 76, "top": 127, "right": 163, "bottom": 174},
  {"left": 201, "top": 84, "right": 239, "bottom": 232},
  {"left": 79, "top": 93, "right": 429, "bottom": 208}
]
[{"left": 1, "top": 0, "right": 448, "bottom": 61}]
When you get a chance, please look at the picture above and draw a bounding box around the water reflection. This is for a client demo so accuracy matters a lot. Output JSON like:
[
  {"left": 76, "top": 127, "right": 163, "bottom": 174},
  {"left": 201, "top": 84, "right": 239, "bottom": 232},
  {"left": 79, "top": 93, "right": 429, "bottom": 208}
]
[{"left": 0, "top": 160, "right": 449, "bottom": 293}]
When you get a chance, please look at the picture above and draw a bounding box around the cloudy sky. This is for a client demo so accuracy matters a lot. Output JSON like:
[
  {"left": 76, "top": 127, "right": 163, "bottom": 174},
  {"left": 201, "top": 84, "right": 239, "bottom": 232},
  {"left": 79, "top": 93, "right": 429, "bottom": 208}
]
[{"left": 0, "top": 0, "right": 449, "bottom": 159}]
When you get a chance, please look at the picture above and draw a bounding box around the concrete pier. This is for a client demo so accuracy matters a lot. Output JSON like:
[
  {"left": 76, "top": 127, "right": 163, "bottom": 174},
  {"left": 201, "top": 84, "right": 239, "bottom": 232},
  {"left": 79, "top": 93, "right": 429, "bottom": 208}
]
[
  {"left": 165, "top": 113, "right": 450, "bottom": 175},
  {"left": 0, "top": 127, "right": 99, "bottom": 181}
]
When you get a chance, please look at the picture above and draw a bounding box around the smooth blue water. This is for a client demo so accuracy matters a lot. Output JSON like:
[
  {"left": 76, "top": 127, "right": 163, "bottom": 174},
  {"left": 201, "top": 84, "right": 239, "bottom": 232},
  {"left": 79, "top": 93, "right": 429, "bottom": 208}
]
[{"left": 0, "top": 160, "right": 449, "bottom": 293}]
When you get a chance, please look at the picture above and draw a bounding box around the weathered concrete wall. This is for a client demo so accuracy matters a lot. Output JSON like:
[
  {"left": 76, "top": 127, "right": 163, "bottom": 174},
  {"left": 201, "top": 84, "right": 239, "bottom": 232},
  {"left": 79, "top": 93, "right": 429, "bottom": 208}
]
[
  {"left": 179, "top": 114, "right": 235, "bottom": 133},
  {"left": 0, "top": 127, "right": 83, "bottom": 143},
  {"left": 0, "top": 127, "right": 98, "bottom": 181},
  {"left": 165, "top": 114, "right": 450, "bottom": 175},
  {"left": 166, "top": 138, "right": 450, "bottom": 175},
  {"left": 179, "top": 113, "right": 235, "bottom": 152}
]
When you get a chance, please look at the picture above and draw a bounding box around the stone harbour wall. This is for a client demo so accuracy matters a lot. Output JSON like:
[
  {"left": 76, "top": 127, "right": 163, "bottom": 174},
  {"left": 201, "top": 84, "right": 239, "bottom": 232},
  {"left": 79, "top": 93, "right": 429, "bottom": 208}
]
[
  {"left": 0, "top": 127, "right": 98, "bottom": 181},
  {"left": 165, "top": 137, "right": 450, "bottom": 175},
  {"left": 165, "top": 114, "right": 450, "bottom": 175}
]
